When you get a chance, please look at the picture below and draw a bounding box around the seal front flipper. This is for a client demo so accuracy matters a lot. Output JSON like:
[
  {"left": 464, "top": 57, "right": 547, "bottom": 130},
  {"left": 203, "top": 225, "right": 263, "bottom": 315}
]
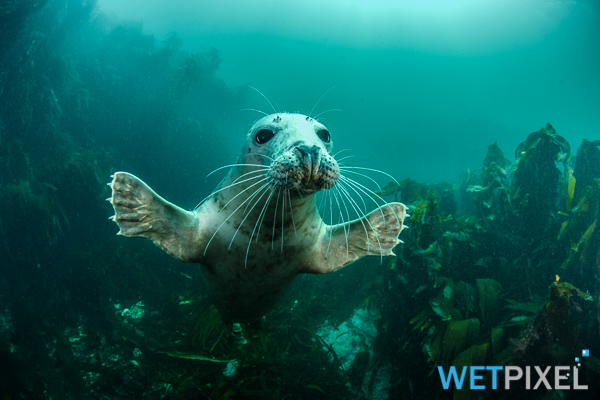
[
  {"left": 109, "top": 172, "right": 202, "bottom": 262},
  {"left": 306, "top": 202, "right": 407, "bottom": 274}
]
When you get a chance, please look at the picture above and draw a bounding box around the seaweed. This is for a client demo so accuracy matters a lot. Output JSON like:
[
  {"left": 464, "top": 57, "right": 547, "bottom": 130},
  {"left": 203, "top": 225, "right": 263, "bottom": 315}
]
[
  {"left": 382, "top": 129, "right": 600, "bottom": 398},
  {"left": 467, "top": 141, "right": 511, "bottom": 227},
  {"left": 573, "top": 139, "right": 600, "bottom": 197},
  {"left": 510, "top": 123, "right": 570, "bottom": 238},
  {"left": 1, "top": 1, "right": 600, "bottom": 399},
  {"left": 558, "top": 139, "right": 600, "bottom": 275},
  {"left": 509, "top": 278, "right": 593, "bottom": 367}
]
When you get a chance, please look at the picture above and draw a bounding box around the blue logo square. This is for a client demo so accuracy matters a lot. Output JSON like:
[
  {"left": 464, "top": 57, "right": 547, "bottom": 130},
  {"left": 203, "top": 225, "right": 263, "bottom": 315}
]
[
  {"left": 582, "top": 349, "right": 589, "bottom": 357},
  {"left": 575, "top": 357, "right": 579, "bottom": 362}
]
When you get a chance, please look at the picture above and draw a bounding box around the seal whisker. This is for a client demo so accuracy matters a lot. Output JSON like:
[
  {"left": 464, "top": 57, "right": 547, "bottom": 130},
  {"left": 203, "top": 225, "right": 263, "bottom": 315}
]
[
  {"left": 336, "top": 181, "right": 384, "bottom": 262},
  {"left": 336, "top": 182, "right": 372, "bottom": 254},
  {"left": 204, "top": 179, "right": 270, "bottom": 256},
  {"left": 319, "top": 189, "right": 333, "bottom": 223},
  {"left": 312, "top": 109, "right": 343, "bottom": 120},
  {"left": 241, "top": 108, "right": 269, "bottom": 117},
  {"left": 338, "top": 160, "right": 364, "bottom": 167},
  {"left": 217, "top": 177, "right": 270, "bottom": 215},
  {"left": 247, "top": 152, "right": 275, "bottom": 161},
  {"left": 272, "top": 188, "right": 281, "bottom": 250},
  {"left": 335, "top": 155, "right": 358, "bottom": 163},
  {"left": 281, "top": 187, "right": 286, "bottom": 253},
  {"left": 248, "top": 85, "right": 277, "bottom": 114},
  {"left": 338, "top": 166, "right": 400, "bottom": 186},
  {"left": 287, "top": 189, "right": 297, "bottom": 237},
  {"left": 325, "top": 190, "right": 334, "bottom": 257},
  {"left": 339, "top": 175, "right": 386, "bottom": 222},
  {"left": 229, "top": 169, "right": 268, "bottom": 186},
  {"left": 334, "top": 186, "right": 352, "bottom": 235},
  {"left": 308, "top": 85, "right": 337, "bottom": 118},
  {"left": 333, "top": 148, "right": 352, "bottom": 158},
  {"left": 242, "top": 187, "right": 261, "bottom": 215},
  {"left": 228, "top": 181, "right": 273, "bottom": 251},
  {"left": 194, "top": 173, "right": 266, "bottom": 210},
  {"left": 207, "top": 163, "right": 269, "bottom": 178},
  {"left": 240, "top": 176, "right": 273, "bottom": 215},
  {"left": 254, "top": 186, "right": 275, "bottom": 243},
  {"left": 338, "top": 175, "right": 369, "bottom": 214},
  {"left": 194, "top": 171, "right": 262, "bottom": 210},
  {"left": 339, "top": 169, "right": 383, "bottom": 192},
  {"left": 331, "top": 187, "right": 349, "bottom": 262},
  {"left": 331, "top": 187, "right": 346, "bottom": 230},
  {"left": 339, "top": 175, "right": 401, "bottom": 226},
  {"left": 317, "top": 191, "right": 327, "bottom": 217},
  {"left": 245, "top": 186, "right": 276, "bottom": 268},
  {"left": 272, "top": 100, "right": 281, "bottom": 114}
]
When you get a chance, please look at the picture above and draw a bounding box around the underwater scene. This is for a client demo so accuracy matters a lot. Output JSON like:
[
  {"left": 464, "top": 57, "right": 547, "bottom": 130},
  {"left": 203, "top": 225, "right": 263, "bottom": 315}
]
[{"left": 1, "top": 0, "right": 600, "bottom": 399}]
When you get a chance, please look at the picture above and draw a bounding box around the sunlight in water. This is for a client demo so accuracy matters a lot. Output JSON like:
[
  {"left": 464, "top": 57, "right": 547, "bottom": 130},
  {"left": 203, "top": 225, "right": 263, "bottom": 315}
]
[{"left": 97, "top": 0, "right": 573, "bottom": 53}]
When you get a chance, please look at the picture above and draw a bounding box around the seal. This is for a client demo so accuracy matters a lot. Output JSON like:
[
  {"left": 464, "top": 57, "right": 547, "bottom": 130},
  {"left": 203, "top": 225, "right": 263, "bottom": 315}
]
[{"left": 109, "top": 113, "right": 407, "bottom": 323}]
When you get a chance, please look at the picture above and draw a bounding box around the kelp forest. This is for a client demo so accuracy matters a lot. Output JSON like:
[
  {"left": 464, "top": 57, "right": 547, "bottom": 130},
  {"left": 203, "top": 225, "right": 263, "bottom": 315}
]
[{"left": 1, "top": 1, "right": 599, "bottom": 399}]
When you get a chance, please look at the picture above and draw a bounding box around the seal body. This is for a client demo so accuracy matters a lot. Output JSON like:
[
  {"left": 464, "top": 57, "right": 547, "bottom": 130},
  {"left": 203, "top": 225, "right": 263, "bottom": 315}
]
[{"left": 109, "top": 113, "right": 407, "bottom": 322}]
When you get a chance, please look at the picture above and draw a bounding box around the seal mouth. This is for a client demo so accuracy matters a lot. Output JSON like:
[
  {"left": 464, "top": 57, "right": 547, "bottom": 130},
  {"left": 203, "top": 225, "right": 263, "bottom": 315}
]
[{"left": 268, "top": 145, "right": 339, "bottom": 194}]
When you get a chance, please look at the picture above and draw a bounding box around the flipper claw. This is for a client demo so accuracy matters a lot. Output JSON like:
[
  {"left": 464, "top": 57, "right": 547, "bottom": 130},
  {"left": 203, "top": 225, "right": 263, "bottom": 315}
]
[
  {"left": 108, "top": 171, "right": 201, "bottom": 262},
  {"left": 307, "top": 202, "right": 407, "bottom": 274}
]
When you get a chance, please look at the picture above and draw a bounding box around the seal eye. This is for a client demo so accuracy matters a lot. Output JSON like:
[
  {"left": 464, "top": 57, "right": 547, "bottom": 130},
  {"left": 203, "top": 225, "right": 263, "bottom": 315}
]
[
  {"left": 317, "top": 129, "right": 331, "bottom": 143},
  {"left": 255, "top": 129, "right": 275, "bottom": 145}
]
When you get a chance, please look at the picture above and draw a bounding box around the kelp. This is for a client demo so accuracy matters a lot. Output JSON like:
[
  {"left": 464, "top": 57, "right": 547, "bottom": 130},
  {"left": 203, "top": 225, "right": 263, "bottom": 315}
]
[
  {"left": 371, "top": 177, "right": 428, "bottom": 203},
  {"left": 504, "top": 298, "right": 546, "bottom": 314},
  {"left": 467, "top": 142, "right": 511, "bottom": 226},
  {"left": 476, "top": 278, "right": 502, "bottom": 327},
  {"left": 1, "top": 2, "right": 600, "bottom": 399},
  {"left": 573, "top": 139, "right": 600, "bottom": 197},
  {"left": 0, "top": 1, "right": 260, "bottom": 398},
  {"left": 452, "top": 343, "right": 491, "bottom": 400},
  {"left": 510, "top": 123, "right": 570, "bottom": 238},
  {"left": 441, "top": 319, "right": 481, "bottom": 365},
  {"left": 558, "top": 140, "right": 600, "bottom": 273},
  {"left": 387, "top": 128, "right": 600, "bottom": 398},
  {"left": 545, "top": 280, "right": 593, "bottom": 344},
  {"left": 509, "top": 279, "right": 593, "bottom": 365}
]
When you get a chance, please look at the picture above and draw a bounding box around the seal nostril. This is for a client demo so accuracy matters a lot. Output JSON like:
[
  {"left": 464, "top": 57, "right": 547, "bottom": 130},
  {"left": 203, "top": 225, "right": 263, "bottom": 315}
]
[
  {"left": 310, "top": 145, "right": 320, "bottom": 158},
  {"left": 295, "top": 145, "right": 310, "bottom": 157},
  {"left": 294, "top": 145, "right": 321, "bottom": 158}
]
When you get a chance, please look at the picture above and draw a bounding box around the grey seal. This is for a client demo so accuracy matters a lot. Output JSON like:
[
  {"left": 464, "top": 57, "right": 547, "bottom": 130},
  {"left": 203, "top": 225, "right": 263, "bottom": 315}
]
[{"left": 109, "top": 113, "right": 407, "bottom": 323}]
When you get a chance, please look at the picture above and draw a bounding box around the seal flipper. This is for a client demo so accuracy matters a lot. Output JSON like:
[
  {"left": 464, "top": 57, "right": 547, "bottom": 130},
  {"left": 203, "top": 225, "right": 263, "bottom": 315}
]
[
  {"left": 109, "top": 172, "right": 202, "bottom": 263},
  {"left": 306, "top": 202, "right": 407, "bottom": 274}
]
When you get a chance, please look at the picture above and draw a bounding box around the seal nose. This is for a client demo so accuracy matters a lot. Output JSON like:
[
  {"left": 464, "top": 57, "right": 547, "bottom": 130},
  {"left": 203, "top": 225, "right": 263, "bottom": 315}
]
[
  {"left": 295, "top": 144, "right": 320, "bottom": 158},
  {"left": 294, "top": 145, "right": 322, "bottom": 180}
]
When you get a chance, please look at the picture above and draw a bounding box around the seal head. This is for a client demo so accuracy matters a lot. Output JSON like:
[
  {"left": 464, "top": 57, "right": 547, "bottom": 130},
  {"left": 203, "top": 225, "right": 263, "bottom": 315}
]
[{"left": 245, "top": 113, "right": 339, "bottom": 194}]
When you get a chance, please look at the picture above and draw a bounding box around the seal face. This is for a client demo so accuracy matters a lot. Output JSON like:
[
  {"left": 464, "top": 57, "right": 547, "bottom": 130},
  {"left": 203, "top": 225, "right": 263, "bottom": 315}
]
[
  {"left": 248, "top": 114, "right": 339, "bottom": 194},
  {"left": 109, "top": 113, "right": 407, "bottom": 323}
]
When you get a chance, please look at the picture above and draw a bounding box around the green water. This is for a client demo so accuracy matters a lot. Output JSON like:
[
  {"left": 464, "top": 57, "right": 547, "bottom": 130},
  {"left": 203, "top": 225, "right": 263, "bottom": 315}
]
[
  {"left": 100, "top": 0, "right": 600, "bottom": 183},
  {"left": 1, "top": 1, "right": 599, "bottom": 399}
]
